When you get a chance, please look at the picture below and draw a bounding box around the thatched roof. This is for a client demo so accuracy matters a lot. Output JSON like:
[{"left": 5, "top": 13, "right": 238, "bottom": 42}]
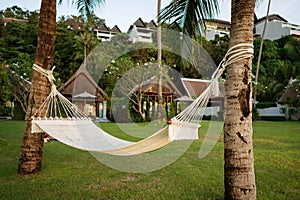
[
  {"left": 146, "top": 20, "right": 157, "bottom": 29},
  {"left": 58, "top": 65, "right": 107, "bottom": 102},
  {"left": 133, "top": 18, "right": 146, "bottom": 27},
  {"left": 110, "top": 25, "right": 121, "bottom": 33},
  {"left": 181, "top": 78, "right": 225, "bottom": 99},
  {"left": 278, "top": 80, "right": 300, "bottom": 104},
  {"left": 129, "top": 75, "right": 184, "bottom": 98},
  {"left": 127, "top": 18, "right": 157, "bottom": 33},
  {"left": 97, "top": 23, "right": 110, "bottom": 32}
]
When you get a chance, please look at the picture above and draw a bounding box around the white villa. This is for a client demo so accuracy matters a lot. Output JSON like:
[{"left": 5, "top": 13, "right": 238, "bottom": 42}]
[
  {"left": 94, "top": 23, "right": 121, "bottom": 42},
  {"left": 255, "top": 14, "right": 300, "bottom": 40},
  {"left": 204, "top": 14, "right": 300, "bottom": 41},
  {"left": 205, "top": 19, "right": 231, "bottom": 41},
  {"left": 127, "top": 18, "right": 157, "bottom": 43}
]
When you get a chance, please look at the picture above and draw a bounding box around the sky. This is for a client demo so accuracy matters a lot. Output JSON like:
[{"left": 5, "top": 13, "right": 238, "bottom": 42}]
[{"left": 1, "top": 0, "right": 300, "bottom": 32}]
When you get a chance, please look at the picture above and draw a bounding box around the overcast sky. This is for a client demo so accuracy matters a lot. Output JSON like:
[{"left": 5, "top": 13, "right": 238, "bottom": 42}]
[{"left": 1, "top": 0, "right": 299, "bottom": 32}]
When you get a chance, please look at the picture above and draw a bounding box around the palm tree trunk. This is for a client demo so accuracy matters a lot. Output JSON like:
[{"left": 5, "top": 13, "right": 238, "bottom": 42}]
[
  {"left": 18, "top": 0, "right": 56, "bottom": 175},
  {"left": 224, "top": 0, "right": 256, "bottom": 199},
  {"left": 157, "top": 0, "right": 163, "bottom": 119}
]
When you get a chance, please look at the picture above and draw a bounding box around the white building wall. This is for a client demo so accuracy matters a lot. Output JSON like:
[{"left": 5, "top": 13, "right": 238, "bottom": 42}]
[
  {"left": 96, "top": 32, "right": 112, "bottom": 42},
  {"left": 128, "top": 28, "right": 139, "bottom": 43},
  {"left": 128, "top": 26, "right": 153, "bottom": 43},
  {"left": 255, "top": 20, "right": 300, "bottom": 40},
  {"left": 205, "top": 29, "right": 217, "bottom": 41},
  {"left": 257, "top": 104, "right": 289, "bottom": 120},
  {"left": 205, "top": 29, "right": 230, "bottom": 41}
]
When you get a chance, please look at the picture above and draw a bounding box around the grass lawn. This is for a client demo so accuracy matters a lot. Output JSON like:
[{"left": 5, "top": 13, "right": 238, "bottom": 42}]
[{"left": 0, "top": 120, "right": 299, "bottom": 199}]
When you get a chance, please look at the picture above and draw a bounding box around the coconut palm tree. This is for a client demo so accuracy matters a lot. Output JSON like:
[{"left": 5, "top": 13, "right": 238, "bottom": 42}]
[
  {"left": 18, "top": 0, "right": 105, "bottom": 175},
  {"left": 157, "top": 0, "right": 163, "bottom": 119},
  {"left": 161, "top": 0, "right": 256, "bottom": 199},
  {"left": 223, "top": 1, "right": 256, "bottom": 199}
]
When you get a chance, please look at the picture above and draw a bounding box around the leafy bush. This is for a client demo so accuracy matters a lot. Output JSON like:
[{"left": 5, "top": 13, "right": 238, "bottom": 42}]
[
  {"left": 252, "top": 107, "right": 260, "bottom": 121},
  {"left": 0, "top": 66, "right": 10, "bottom": 115},
  {"left": 256, "top": 102, "right": 277, "bottom": 109},
  {"left": 12, "top": 101, "right": 25, "bottom": 120},
  {"left": 168, "top": 102, "right": 176, "bottom": 120},
  {"left": 259, "top": 116, "right": 287, "bottom": 121}
]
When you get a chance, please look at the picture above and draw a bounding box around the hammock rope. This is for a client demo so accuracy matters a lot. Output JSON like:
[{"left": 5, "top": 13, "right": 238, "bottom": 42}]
[
  {"left": 30, "top": 43, "right": 253, "bottom": 155},
  {"left": 32, "top": 64, "right": 88, "bottom": 119},
  {"left": 172, "top": 43, "right": 253, "bottom": 125}
]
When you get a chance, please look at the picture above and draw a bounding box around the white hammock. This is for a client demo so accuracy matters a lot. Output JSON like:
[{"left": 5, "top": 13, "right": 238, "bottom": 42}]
[{"left": 31, "top": 44, "right": 253, "bottom": 156}]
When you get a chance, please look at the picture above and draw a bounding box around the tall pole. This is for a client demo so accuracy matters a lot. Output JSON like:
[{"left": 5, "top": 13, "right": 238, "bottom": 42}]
[{"left": 254, "top": 0, "right": 272, "bottom": 106}]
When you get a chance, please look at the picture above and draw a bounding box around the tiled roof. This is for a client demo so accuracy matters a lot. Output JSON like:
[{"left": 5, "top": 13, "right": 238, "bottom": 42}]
[
  {"left": 146, "top": 20, "right": 157, "bottom": 29},
  {"left": 3, "top": 17, "right": 28, "bottom": 25},
  {"left": 181, "top": 78, "right": 225, "bottom": 99},
  {"left": 58, "top": 65, "right": 107, "bottom": 101},
  {"left": 278, "top": 80, "right": 300, "bottom": 104},
  {"left": 97, "top": 23, "right": 109, "bottom": 32},
  {"left": 169, "top": 22, "right": 182, "bottom": 31},
  {"left": 110, "top": 25, "right": 121, "bottom": 33},
  {"left": 133, "top": 18, "right": 146, "bottom": 27},
  {"left": 205, "top": 19, "right": 231, "bottom": 25}
]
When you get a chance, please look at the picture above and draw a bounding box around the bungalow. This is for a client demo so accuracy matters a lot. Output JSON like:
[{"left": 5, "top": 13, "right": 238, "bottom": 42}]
[
  {"left": 278, "top": 79, "right": 300, "bottom": 120},
  {"left": 178, "top": 78, "right": 225, "bottom": 119},
  {"left": 127, "top": 75, "right": 186, "bottom": 120},
  {"left": 58, "top": 65, "right": 108, "bottom": 120},
  {"left": 128, "top": 75, "right": 224, "bottom": 120}
]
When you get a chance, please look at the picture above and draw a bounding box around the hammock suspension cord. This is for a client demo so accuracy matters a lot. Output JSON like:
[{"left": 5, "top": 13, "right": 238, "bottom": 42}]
[
  {"left": 32, "top": 64, "right": 88, "bottom": 119},
  {"left": 172, "top": 43, "right": 254, "bottom": 125}
]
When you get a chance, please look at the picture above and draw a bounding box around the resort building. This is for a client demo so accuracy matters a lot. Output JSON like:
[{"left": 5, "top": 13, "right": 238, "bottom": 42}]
[
  {"left": 59, "top": 65, "right": 108, "bottom": 120},
  {"left": 127, "top": 18, "right": 157, "bottom": 43},
  {"left": 255, "top": 14, "right": 300, "bottom": 40},
  {"left": 127, "top": 75, "right": 225, "bottom": 120},
  {"left": 94, "top": 23, "right": 122, "bottom": 42},
  {"left": 178, "top": 78, "right": 224, "bottom": 119},
  {"left": 2, "top": 17, "right": 28, "bottom": 26},
  {"left": 204, "top": 14, "right": 300, "bottom": 41},
  {"left": 204, "top": 19, "right": 231, "bottom": 41}
]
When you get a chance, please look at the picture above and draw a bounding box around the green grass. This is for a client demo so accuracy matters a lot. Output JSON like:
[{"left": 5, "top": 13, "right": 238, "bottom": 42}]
[{"left": 0, "top": 120, "right": 299, "bottom": 199}]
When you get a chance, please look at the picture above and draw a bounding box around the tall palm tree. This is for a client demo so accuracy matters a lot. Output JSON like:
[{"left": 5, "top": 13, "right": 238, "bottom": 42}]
[
  {"left": 224, "top": 1, "right": 256, "bottom": 199},
  {"left": 18, "top": 0, "right": 105, "bottom": 175},
  {"left": 161, "top": 0, "right": 256, "bottom": 199},
  {"left": 157, "top": 0, "right": 163, "bottom": 119}
]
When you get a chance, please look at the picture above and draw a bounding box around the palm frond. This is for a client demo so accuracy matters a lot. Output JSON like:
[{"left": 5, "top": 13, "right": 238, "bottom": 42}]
[
  {"left": 161, "top": 0, "right": 219, "bottom": 38},
  {"left": 72, "top": 0, "right": 105, "bottom": 16}
]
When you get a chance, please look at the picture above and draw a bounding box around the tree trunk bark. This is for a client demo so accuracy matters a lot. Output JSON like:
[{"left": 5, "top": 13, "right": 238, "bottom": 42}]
[
  {"left": 18, "top": 0, "right": 56, "bottom": 175},
  {"left": 157, "top": 0, "right": 163, "bottom": 119},
  {"left": 224, "top": 0, "right": 256, "bottom": 199}
]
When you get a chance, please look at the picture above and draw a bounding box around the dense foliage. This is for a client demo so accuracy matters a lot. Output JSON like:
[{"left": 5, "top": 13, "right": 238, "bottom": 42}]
[
  {"left": 253, "top": 36, "right": 300, "bottom": 102},
  {"left": 0, "top": 66, "right": 10, "bottom": 115},
  {"left": 1, "top": 6, "right": 300, "bottom": 118}
]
